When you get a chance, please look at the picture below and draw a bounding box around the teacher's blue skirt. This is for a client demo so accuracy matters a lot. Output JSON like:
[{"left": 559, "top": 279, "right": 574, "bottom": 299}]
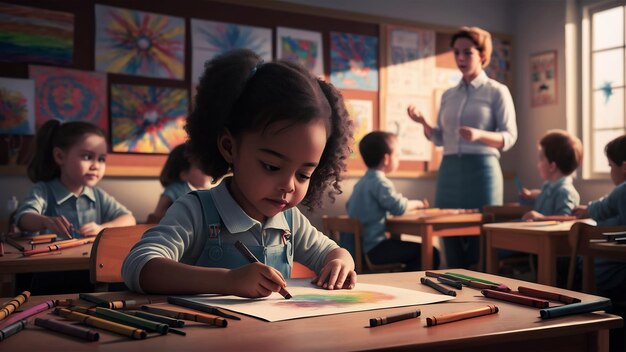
[{"left": 436, "top": 154, "right": 503, "bottom": 269}]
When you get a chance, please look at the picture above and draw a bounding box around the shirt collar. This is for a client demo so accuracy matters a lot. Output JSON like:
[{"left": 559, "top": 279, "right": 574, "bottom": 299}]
[
  {"left": 211, "top": 178, "right": 290, "bottom": 234},
  {"left": 51, "top": 179, "right": 96, "bottom": 205},
  {"left": 456, "top": 70, "right": 488, "bottom": 90}
]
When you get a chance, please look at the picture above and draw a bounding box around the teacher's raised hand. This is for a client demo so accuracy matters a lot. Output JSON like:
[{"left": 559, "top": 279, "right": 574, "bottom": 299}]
[{"left": 407, "top": 105, "right": 433, "bottom": 139}]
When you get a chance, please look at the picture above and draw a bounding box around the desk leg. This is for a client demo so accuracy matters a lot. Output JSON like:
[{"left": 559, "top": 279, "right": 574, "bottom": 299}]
[
  {"left": 0, "top": 273, "right": 16, "bottom": 297},
  {"left": 537, "top": 239, "right": 557, "bottom": 286},
  {"left": 421, "top": 226, "right": 433, "bottom": 270},
  {"left": 485, "top": 230, "right": 499, "bottom": 274}
]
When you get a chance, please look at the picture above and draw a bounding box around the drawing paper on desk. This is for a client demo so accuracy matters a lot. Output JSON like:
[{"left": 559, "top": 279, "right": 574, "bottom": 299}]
[{"left": 178, "top": 279, "right": 453, "bottom": 322}]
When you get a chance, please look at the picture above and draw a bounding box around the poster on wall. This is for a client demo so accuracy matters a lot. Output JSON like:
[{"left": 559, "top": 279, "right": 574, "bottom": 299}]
[
  {"left": 386, "top": 25, "right": 435, "bottom": 96},
  {"left": 0, "top": 77, "right": 35, "bottom": 135},
  {"left": 0, "top": 3, "right": 74, "bottom": 66},
  {"left": 485, "top": 37, "right": 512, "bottom": 88},
  {"left": 345, "top": 98, "right": 374, "bottom": 160},
  {"left": 330, "top": 32, "right": 378, "bottom": 91},
  {"left": 29, "top": 66, "right": 108, "bottom": 132},
  {"left": 110, "top": 84, "right": 188, "bottom": 154},
  {"left": 385, "top": 94, "right": 431, "bottom": 161},
  {"left": 191, "top": 19, "right": 272, "bottom": 94},
  {"left": 276, "top": 27, "right": 324, "bottom": 77},
  {"left": 95, "top": 5, "right": 185, "bottom": 80},
  {"left": 530, "top": 50, "right": 557, "bottom": 107}
]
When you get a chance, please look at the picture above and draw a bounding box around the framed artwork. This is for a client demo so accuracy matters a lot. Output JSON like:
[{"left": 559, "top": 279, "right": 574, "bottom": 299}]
[
  {"left": 276, "top": 27, "right": 324, "bottom": 77},
  {"left": 110, "top": 84, "right": 188, "bottom": 154},
  {"left": 0, "top": 77, "right": 35, "bottom": 135},
  {"left": 530, "top": 50, "right": 557, "bottom": 107},
  {"left": 330, "top": 32, "right": 378, "bottom": 91}
]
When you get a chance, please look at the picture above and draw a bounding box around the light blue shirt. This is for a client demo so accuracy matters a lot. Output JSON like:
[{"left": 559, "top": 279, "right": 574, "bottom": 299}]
[
  {"left": 346, "top": 169, "right": 408, "bottom": 254},
  {"left": 588, "top": 181, "right": 626, "bottom": 226},
  {"left": 122, "top": 178, "right": 338, "bottom": 293},
  {"left": 534, "top": 176, "right": 580, "bottom": 216},
  {"left": 162, "top": 181, "right": 193, "bottom": 202},
  {"left": 15, "top": 179, "right": 132, "bottom": 237},
  {"left": 432, "top": 71, "right": 517, "bottom": 157}
]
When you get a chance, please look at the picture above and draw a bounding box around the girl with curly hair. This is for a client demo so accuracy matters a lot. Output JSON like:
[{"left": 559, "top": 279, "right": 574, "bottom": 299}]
[{"left": 123, "top": 49, "right": 356, "bottom": 297}]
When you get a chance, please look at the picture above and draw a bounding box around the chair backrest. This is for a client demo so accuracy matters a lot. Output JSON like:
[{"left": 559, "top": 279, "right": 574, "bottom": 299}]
[
  {"left": 482, "top": 204, "right": 533, "bottom": 223},
  {"left": 322, "top": 215, "right": 364, "bottom": 274},
  {"left": 567, "top": 222, "right": 626, "bottom": 293},
  {"left": 89, "top": 224, "right": 154, "bottom": 287}
]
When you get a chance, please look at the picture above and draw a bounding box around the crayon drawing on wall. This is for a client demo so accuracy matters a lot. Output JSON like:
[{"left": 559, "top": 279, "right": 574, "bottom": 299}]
[
  {"left": 191, "top": 19, "right": 272, "bottom": 92},
  {"left": 110, "top": 84, "right": 188, "bottom": 154},
  {"left": 276, "top": 27, "right": 324, "bottom": 78},
  {"left": 0, "top": 77, "right": 35, "bottom": 135},
  {"left": 29, "top": 65, "right": 108, "bottom": 132},
  {"left": 179, "top": 279, "right": 453, "bottom": 322},
  {"left": 530, "top": 50, "right": 557, "bottom": 107},
  {"left": 345, "top": 99, "right": 373, "bottom": 160},
  {"left": 330, "top": 32, "right": 378, "bottom": 91},
  {"left": 95, "top": 4, "right": 185, "bottom": 80},
  {"left": 0, "top": 3, "right": 74, "bottom": 66}
]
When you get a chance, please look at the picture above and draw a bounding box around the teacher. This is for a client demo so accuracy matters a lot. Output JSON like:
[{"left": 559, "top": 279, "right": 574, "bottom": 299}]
[{"left": 407, "top": 26, "right": 517, "bottom": 269}]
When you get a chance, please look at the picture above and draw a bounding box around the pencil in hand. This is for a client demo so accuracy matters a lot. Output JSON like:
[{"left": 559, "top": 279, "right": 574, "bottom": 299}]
[{"left": 233, "top": 240, "right": 292, "bottom": 299}]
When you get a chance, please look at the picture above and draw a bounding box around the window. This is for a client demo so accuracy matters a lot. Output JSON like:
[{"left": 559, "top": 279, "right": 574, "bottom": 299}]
[{"left": 586, "top": 1, "right": 625, "bottom": 176}]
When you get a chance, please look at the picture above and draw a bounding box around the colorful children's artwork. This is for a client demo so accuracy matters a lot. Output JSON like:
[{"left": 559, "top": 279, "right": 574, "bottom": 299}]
[
  {"left": 179, "top": 279, "right": 453, "bottom": 322},
  {"left": 191, "top": 19, "right": 271, "bottom": 90},
  {"left": 0, "top": 77, "right": 35, "bottom": 135},
  {"left": 485, "top": 37, "right": 512, "bottom": 88},
  {"left": 385, "top": 94, "right": 431, "bottom": 161},
  {"left": 276, "top": 27, "right": 324, "bottom": 77},
  {"left": 330, "top": 32, "right": 378, "bottom": 91},
  {"left": 29, "top": 66, "right": 107, "bottom": 132},
  {"left": 110, "top": 84, "right": 188, "bottom": 154},
  {"left": 345, "top": 99, "right": 373, "bottom": 159},
  {"left": 530, "top": 50, "right": 557, "bottom": 107},
  {"left": 0, "top": 3, "right": 74, "bottom": 65},
  {"left": 95, "top": 5, "right": 185, "bottom": 80}
]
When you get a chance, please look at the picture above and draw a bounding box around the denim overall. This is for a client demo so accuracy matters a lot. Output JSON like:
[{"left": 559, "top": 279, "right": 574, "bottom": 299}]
[
  {"left": 44, "top": 182, "right": 98, "bottom": 239},
  {"left": 192, "top": 190, "right": 294, "bottom": 279}
]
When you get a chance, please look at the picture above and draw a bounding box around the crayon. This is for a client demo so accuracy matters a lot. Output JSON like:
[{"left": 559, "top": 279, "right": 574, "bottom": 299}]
[
  {"left": 0, "top": 319, "right": 26, "bottom": 341},
  {"left": 369, "top": 309, "right": 421, "bottom": 327},
  {"left": 436, "top": 276, "right": 463, "bottom": 289},
  {"left": 444, "top": 272, "right": 500, "bottom": 286},
  {"left": 5, "top": 237, "right": 25, "bottom": 252},
  {"left": 420, "top": 277, "right": 456, "bottom": 296},
  {"left": 481, "top": 289, "right": 549, "bottom": 308},
  {"left": 55, "top": 308, "right": 146, "bottom": 339},
  {"left": 101, "top": 298, "right": 157, "bottom": 310},
  {"left": 79, "top": 293, "right": 109, "bottom": 305},
  {"left": 0, "top": 291, "right": 30, "bottom": 321},
  {"left": 95, "top": 307, "right": 169, "bottom": 335},
  {"left": 426, "top": 305, "right": 499, "bottom": 327},
  {"left": 126, "top": 310, "right": 185, "bottom": 328},
  {"left": 34, "top": 318, "right": 100, "bottom": 341},
  {"left": 167, "top": 296, "right": 240, "bottom": 320},
  {"left": 0, "top": 299, "right": 56, "bottom": 330},
  {"left": 517, "top": 286, "right": 581, "bottom": 305},
  {"left": 515, "top": 175, "right": 523, "bottom": 193},
  {"left": 22, "top": 238, "right": 93, "bottom": 257},
  {"left": 142, "top": 305, "right": 227, "bottom": 327},
  {"left": 234, "top": 240, "right": 292, "bottom": 299},
  {"left": 540, "top": 299, "right": 612, "bottom": 319},
  {"left": 427, "top": 272, "right": 510, "bottom": 292}
]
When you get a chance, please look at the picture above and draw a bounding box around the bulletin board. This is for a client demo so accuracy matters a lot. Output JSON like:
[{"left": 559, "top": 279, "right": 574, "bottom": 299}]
[{"left": 0, "top": 0, "right": 511, "bottom": 178}]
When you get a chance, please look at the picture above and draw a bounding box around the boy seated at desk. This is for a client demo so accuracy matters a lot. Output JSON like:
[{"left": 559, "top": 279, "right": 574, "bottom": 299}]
[
  {"left": 519, "top": 129, "right": 582, "bottom": 221},
  {"left": 346, "top": 131, "right": 439, "bottom": 271}
]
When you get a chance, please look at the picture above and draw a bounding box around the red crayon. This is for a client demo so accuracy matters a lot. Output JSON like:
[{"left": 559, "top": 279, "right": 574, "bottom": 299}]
[
  {"left": 0, "top": 300, "right": 57, "bottom": 330},
  {"left": 481, "top": 289, "right": 549, "bottom": 308}
]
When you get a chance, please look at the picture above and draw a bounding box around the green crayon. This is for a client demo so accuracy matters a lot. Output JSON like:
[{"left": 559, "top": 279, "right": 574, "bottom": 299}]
[{"left": 95, "top": 307, "right": 169, "bottom": 335}]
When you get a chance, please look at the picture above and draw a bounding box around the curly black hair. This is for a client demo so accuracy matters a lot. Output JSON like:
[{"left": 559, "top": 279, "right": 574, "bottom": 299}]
[{"left": 185, "top": 49, "right": 353, "bottom": 211}]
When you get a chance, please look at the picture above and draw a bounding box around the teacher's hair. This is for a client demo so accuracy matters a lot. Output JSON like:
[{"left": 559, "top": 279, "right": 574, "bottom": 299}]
[{"left": 451, "top": 26, "right": 493, "bottom": 68}]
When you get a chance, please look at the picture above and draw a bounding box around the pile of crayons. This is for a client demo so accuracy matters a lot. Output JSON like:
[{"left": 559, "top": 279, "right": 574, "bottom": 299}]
[{"left": 0, "top": 292, "right": 237, "bottom": 343}]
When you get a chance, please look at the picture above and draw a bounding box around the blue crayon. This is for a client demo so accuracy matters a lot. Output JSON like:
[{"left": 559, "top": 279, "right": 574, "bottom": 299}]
[
  {"left": 540, "top": 298, "right": 612, "bottom": 319},
  {"left": 514, "top": 175, "right": 523, "bottom": 193},
  {"left": 0, "top": 319, "right": 26, "bottom": 341}
]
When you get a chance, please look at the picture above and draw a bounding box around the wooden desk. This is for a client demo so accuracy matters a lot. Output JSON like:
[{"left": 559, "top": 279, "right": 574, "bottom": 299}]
[
  {"left": 483, "top": 220, "right": 594, "bottom": 286},
  {"left": 386, "top": 210, "right": 483, "bottom": 270},
  {"left": 0, "top": 237, "right": 92, "bottom": 296},
  {"left": 0, "top": 270, "right": 622, "bottom": 352},
  {"left": 588, "top": 242, "right": 626, "bottom": 259}
]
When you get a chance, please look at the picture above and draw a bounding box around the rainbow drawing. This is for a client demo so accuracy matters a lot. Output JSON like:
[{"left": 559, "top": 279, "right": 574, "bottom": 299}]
[{"left": 275, "top": 291, "right": 395, "bottom": 308}]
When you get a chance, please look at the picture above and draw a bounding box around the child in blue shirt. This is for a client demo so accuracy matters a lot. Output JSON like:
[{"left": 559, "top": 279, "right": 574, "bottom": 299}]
[
  {"left": 15, "top": 120, "right": 136, "bottom": 239},
  {"left": 123, "top": 49, "right": 356, "bottom": 297},
  {"left": 346, "top": 131, "right": 439, "bottom": 271},
  {"left": 520, "top": 130, "right": 582, "bottom": 220},
  {"left": 152, "top": 143, "right": 212, "bottom": 220}
]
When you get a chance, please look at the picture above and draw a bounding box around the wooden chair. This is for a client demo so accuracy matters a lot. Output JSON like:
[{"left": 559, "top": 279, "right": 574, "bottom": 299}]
[
  {"left": 322, "top": 215, "right": 405, "bottom": 274},
  {"left": 291, "top": 262, "right": 316, "bottom": 278},
  {"left": 567, "top": 222, "right": 626, "bottom": 294},
  {"left": 89, "top": 224, "right": 154, "bottom": 291},
  {"left": 480, "top": 204, "right": 534, "bottom": 273}
]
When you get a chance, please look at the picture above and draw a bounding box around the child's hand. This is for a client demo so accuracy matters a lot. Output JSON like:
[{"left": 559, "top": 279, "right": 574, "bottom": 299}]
[
  {"left": 519, "top": 187, "right": 533, "bottom": 199},
  {"left": 44, "top": 215, "right": 73, "bottom": 239},
  {"left": 226, "top": 262, "right": 287, "bottom": 298},
  {"left": 78, "top": 222, "right": 103, "bottom": 237},
  {"left": 521, "top": 210, "right": 543, "bottom": 221},
  {"left": 572, "top": 205, "right": 589, "bottom": 218},
  {"left": 313, "top": 259, "right": 357, "bottom": 290}
]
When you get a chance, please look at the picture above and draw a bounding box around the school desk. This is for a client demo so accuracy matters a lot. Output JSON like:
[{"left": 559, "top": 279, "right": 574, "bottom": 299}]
[
  {"left": 483, "top": 220, "right": 594, "bottom": 286},
  {"left": 386, "top": 210, "right": 483, "bottom": 270},
  {"left": 0, "top": 269, "right": 621, "bottom": 352},
  {"left": 0, "top": 237, "right": 92, "bottom": 296}
]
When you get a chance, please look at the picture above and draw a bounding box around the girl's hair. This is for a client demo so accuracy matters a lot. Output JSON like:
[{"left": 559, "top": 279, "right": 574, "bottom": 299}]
[
  {"left": 159, "top": 143, "right": 191, "bottom": 187},
  {"left": 451, "top": 26, "right": 493, "bottom": 68},
  {"left": 186, "top": 48, "right": 353, "bottom": 210},
  {"left": 605, "top": 134, "right": 626, "bottom": 166},
  {"left": 359, "top": 131, "right": 396, "bottom": 168},
  {"left": 27, "top": 120, "right": 106, "bottom": 183}
]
